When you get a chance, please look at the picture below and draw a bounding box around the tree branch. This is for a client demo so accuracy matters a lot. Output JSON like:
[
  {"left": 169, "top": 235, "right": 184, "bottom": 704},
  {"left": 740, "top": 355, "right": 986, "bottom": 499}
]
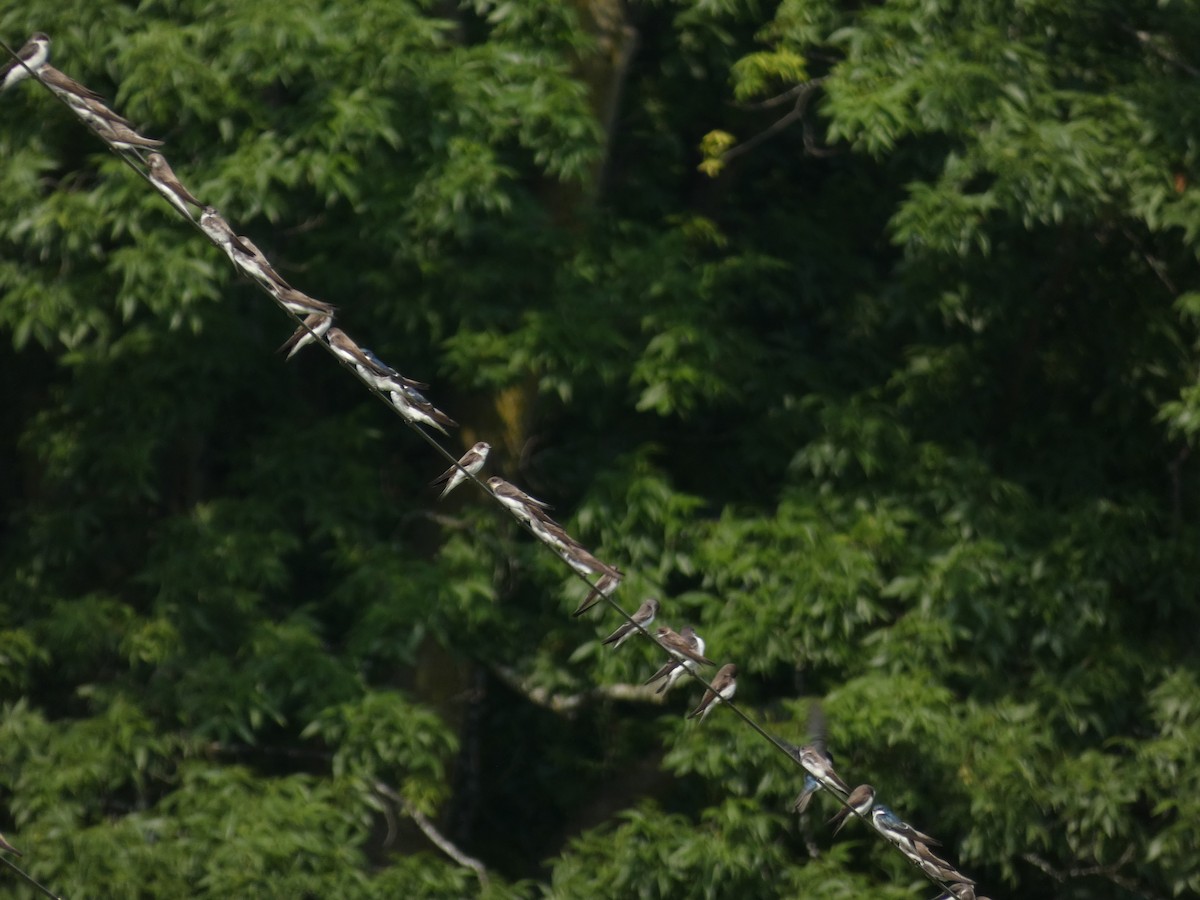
[
  {"left": 491, "top": 664, "right": 666, "bottom": 715},
  {"left": 722, "top": 78, "right": 833, "bottom": 163},
  {"left": 1021, "top": 848, "right": 1163, "bottom": 900},
  {"left": 373, "top": 780, "right": 489, "bottom": 889}
]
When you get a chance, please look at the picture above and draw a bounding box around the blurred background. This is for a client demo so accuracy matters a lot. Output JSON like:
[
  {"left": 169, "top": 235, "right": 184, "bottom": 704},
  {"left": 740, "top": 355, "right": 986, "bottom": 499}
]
[{"left": 2, "top": 1, "right": 1199, "bottom": 897}]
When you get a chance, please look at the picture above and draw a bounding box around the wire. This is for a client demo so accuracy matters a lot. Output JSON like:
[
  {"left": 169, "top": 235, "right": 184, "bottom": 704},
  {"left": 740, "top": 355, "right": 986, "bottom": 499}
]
[
  {"left": 0, "top": 35, "right": 979, "bottom": 896},
  {"left": 0, "top": 853, "right": 64, "bottom": 900}
]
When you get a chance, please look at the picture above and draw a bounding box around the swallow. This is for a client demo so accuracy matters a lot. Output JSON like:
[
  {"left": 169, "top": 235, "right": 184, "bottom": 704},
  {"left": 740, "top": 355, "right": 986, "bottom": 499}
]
[
  {"left": 827, "top": 783, "right": 875, "bottom": 834},
  {"left": 487, "top": 477, "right": 552, "bottom": 524},
  {"left": 432, "top": 442, "right": 490, "bottom": 498},
  {"left": 232, "top": 234, "right": 291, "bottom": 292},
  {"left": 902, "top": 840, "right": 973, "bottom": 885},
  {"left": 644, "top": 625, "right": 706, "bottom": 693},
  {"left": 324, "top": 328, "right": 384, "bottom": 374},
  {"left": 273, "top": 286, "right": 335, "bottom": 317},
  {"left": 199, "top": 206, "right": 252, "bottom": 261},
  {"left": 63, "top": 94, "right": 136, "bottom": 133},
  {"left": 38, "top": 64, "right": 103, "bottom": 101},
  {"left": 788, "top": 743, "right": 850, "bottom": 794},
  {"left": 791, "top": 774, "right": 824, "bottom": 817},
  {"left": 939, "top": 883, "right": 976, "bottom": 900},
  {"left": 146, "top": 152, "right": 202, "bottom": 218},
  {"left": 557, "top": 536, "right": 618, "bottom": 578},
  {"left": 687, "top": 663, "right": 738, "bottom": 721},
  {"left": 868, "top": 805, "right": 941, "bottom": 852},
  {"left": 94, "top": 119, "right": 165, "bottom": 150},
  {"left": 656, "top": 625, "right": 715, "bottom": 667},
  {"left": 389, "top": 385, "right": 457, "bottom": 435},
  {"left": 326, "top": 327, "right": 385, "bottom": 370},
  {"left": 601, "top": 598, "right": 659, "bottom": 649},
  {"left": 38, "top": 66, "right": 131, "bottom": 131},
  {"left": 790, "top": 701, "right": 838, "bottom": 814},
  {"left": 571, "top": 569, "right": 622, "bottom": 617},
  {"left": 526, "top": 510, "right": 576, "bottom": 555},
  {"left": 345, "top": 345, "right": 426, "bottom": 392},
  {"left": 0, "top": 832, "right": 20, "bottom": 856},
  {"left": 1, "top": 32, "right": 50, "bottom": 91},
  {"left": 277, "top": 312, "right": 334, "bottom": 359}
]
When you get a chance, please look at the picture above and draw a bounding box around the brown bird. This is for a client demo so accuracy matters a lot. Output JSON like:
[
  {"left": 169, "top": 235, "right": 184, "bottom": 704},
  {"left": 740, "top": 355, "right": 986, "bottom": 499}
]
[
  {"left": 601, "top": 598, "right": 659, "bottom": 649},
  {"left": 92, "top": 117, "right": 164, "bottom": 150},
  {"left": 0, "top": 832, "right": 21, "bottom": 856},
  {"left": 146, "top": 152, "right": 202, "bottom": 217},
  {"left": 644, "top": 625, "right": 707, "bottom": 693},
  {"left": 431, "top": 442, "right": 491, "bottom": 499},
  {"left": 827, "top": 783, "right": 875, "bottom": 833},
  {"left": 687, "top": 663, "right": 738, "bottom": 721},
  {"left": 656, "top": 625, "right": 715, "bottom": 667},
  {"left": 38, "top": 64, "right": 103, "bottom": 101},
  {"left": 277, "top": 312, "right": 334, "bottom": 360},
  {"left": 571, "top": 569, "right": 622, "bottom": 617}
]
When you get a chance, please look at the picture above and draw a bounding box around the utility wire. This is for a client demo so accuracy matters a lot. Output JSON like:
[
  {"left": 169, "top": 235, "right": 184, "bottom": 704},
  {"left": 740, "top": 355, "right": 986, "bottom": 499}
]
[
  {"left": 1, "top": 35, "right": 979, "bottom": 898},
  {"left": 0, "top": 851, "right": 63, "bottom": 899}
]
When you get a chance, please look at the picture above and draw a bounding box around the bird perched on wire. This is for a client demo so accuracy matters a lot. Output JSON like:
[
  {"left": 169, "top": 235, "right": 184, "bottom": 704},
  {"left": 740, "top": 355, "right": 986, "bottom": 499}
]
[
  {"left": 790, "top": 701, "right": 842, "bottom": 815},
  {"left": 827, "top": 783, "right": 875, "bottom": 834},
  {"left": 1, "top": 32, "right": 50, "bottom": 92},
  {"left": 601, "top": 597, "right": 659, "bottom": 649},
  {"left": 643, "top": 625, "right": 709, "bottom": 694},
  {"left": 687, "top": 663, "right": 738, "bottom": 721},
  {"left": 431, "top": 442, "right": 491, "bottom": 499}
]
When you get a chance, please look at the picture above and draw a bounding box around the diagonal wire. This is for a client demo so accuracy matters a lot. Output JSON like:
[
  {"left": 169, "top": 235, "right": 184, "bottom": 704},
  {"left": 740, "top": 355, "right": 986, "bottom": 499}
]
[
  {"left": 0, "top": 35, "right": 978, "bottom": 897},
  {"left": 0, "top": 853, "right": 64, "bottom": 899}
]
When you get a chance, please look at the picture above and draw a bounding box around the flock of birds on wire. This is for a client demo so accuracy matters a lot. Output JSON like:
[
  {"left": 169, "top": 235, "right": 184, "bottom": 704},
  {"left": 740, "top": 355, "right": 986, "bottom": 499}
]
[{"left": 1, "top": 32, "right": 986, "bottom": 900}]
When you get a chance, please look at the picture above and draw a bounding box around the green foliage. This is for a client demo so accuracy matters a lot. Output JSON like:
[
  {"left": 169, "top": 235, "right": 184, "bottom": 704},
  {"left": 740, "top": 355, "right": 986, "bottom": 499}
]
[{"left": 3, "top": 0, "right": 1200, "bottom": 896}]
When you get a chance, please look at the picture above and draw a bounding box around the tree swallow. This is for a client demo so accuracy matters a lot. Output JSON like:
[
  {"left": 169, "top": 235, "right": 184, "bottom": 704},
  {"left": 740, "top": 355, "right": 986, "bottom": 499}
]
[
  {"left": 601, "top": 597, "right": 659, "bottom": 649},
  {"left": 1, "top": 32, "right": 50, "bottom": 91},
  {"left": 146, "top": 152, "right": 202, "bottom": 218},
  {"left": 868, "top": 805, "right": 941, "bottom": 852},
  {"left": 827, "top": 783, "right": 875, "bottom": 834},
  {"left": 431, "top": 442, "right": 490, "bottom": 499},
  {"left": 199, "top": 206, "right": 253, "bottom": 262},
  {"left": 277, "top": 312, "right": 334, "bottom": 359},
  {"left": 644, "top": 625, "right": 706, "bottom": 693},
  {"left": 687, "top": 663, "right": 738, "bottom": 721},
  {"left": 0, "top": 832, "right": 20, "bottom": 856}
]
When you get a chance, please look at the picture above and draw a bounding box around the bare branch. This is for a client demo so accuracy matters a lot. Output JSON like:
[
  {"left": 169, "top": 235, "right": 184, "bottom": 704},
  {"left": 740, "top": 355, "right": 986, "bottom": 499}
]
[
  {"left": 373, "top": 781, "right": 489, "bottom": 889},
  {"left": 734, "top": 82, "right": 809, "bottom": 111},
  {"left": 492, "top": 664, "right": 666, "bottom": 715},
  {"left": 1126, "top": 27, "right": 1200, "bottom": 79},
  {"left": 1021, "top": 849, "right": 1163, "bottom": 900},
  {"left": 722, "top": 78, "right": 831, "bottom": 163}
]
